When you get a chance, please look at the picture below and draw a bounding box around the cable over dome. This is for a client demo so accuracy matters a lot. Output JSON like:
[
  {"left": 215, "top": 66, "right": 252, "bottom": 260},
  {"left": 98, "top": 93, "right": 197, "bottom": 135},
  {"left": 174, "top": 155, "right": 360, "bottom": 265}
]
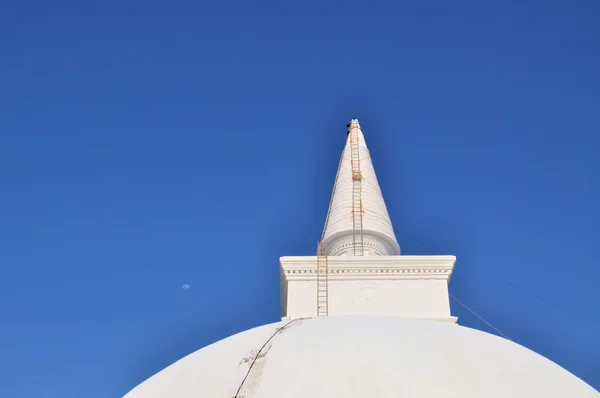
[{"left": 320, "top": 119, "right": 400, "bottom": 256}]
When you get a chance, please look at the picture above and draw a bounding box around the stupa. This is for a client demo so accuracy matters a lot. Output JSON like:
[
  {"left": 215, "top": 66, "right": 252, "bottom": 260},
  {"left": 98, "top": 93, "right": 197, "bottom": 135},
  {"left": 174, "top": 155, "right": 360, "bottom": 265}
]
[{"left": 123, "top": 120, "right": 599, "bottom": 398}]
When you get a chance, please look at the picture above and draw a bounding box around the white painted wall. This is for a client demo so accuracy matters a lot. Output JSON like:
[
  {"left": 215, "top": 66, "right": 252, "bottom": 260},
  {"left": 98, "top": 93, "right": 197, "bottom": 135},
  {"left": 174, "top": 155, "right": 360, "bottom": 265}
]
[
  {"left": 329, "top": 279, "right": 451, "bottom": 318},
  {"left": 280, "top": 255, "right": 457, "bottom": 322}
]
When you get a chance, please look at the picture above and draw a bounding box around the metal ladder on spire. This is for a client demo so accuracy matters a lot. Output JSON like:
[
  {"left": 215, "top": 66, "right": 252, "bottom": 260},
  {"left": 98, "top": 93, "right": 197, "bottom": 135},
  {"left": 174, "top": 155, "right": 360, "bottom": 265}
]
[
  {"left": 316, "top": 241, "right": 329, "bottom": 316},
  {"left": 349, "top": 124, "right": 364, "bottom": 256}
]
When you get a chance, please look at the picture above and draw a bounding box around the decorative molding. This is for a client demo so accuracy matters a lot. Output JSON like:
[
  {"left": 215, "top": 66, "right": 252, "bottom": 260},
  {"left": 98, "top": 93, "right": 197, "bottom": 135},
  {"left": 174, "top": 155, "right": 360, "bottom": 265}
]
[
  {"left": 281, "top": 255, "right": 456, "bottom": 265},
  {"left": 282, "top": 268, "right": 452, "bottom": 281},
  {"left": 280, "top": 255, "right": 456, "bottom": 282},
  {"left": 330, "top": 238, "right": 389, "bottom": 256},
  {"left": 281, "top": 316, "right": 459, "bottom": 324}
]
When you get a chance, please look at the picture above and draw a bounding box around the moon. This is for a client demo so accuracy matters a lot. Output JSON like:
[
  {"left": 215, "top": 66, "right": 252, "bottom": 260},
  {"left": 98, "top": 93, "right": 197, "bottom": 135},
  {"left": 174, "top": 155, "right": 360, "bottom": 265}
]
[{"left": 182, "top": 284, "right": 190, "bottom": 290}]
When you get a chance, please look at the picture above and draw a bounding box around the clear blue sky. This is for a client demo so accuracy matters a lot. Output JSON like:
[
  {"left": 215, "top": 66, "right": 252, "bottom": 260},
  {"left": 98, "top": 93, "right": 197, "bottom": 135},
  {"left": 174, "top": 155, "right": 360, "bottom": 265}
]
[{"left": 1, "top": 1, "right": 599, "bottom": 396}]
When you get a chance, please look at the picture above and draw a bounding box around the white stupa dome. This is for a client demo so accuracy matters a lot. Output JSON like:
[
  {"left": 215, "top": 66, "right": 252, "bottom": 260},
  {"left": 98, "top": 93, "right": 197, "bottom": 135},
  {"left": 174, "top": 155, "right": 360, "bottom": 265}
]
[
  {"left": 124, "top": 316, "right": 598, "bottom": 397},
  {"left": 123, "top": 120, "right": 598, "bottom": 397}
]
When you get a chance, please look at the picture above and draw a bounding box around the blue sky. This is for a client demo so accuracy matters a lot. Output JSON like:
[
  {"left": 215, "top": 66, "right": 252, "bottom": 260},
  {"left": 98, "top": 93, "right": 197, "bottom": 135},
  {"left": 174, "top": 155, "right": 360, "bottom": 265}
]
[{"left": 1, "top": 1, "right": 599, "bottom": 396}]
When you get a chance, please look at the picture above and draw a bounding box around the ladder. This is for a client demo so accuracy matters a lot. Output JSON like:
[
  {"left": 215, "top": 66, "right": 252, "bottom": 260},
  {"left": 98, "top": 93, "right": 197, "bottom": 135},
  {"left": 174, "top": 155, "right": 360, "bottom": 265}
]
[
  {"left": 349, "top": 125, "right": 364, "bottom": 256},
  {"left": 316, "top": 241, "right": 328, "bottom": 316}
]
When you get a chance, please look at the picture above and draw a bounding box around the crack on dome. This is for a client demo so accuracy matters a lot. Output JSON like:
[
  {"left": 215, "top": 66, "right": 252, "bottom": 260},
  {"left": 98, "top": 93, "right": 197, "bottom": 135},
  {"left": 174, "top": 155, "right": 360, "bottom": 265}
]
[{"left": 233, "top": 318, "right": 307, "bottom": 397}]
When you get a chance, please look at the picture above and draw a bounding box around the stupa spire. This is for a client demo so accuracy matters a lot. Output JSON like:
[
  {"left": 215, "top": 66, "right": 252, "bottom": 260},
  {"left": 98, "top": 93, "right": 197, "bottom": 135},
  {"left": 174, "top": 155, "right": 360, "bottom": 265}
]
[{"left": 320, "top": 119, "right": 401, "bottom": 256}]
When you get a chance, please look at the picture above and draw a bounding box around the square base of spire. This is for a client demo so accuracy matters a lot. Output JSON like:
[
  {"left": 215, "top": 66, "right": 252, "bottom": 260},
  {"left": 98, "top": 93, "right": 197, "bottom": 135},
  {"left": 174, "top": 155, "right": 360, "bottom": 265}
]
[{"left": 280, "top": 255, "right": 456, "bottom": 321}]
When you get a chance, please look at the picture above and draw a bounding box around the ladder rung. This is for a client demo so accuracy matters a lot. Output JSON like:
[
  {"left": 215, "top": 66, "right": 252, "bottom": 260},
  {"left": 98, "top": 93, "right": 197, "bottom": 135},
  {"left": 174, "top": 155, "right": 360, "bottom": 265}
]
[{"left": 317, "top": 241, "right": 329, "bottom": 316}]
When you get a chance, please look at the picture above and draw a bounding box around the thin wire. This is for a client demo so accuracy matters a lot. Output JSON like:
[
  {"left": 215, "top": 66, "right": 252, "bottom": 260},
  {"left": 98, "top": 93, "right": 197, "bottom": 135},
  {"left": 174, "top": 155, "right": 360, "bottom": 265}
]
[
  {"left": 395, "top": 230, "right": 599, "bottom": 328},
  {"left": 449, "top": 292, "right": 511, "bottom": 340},
  {"left": 486, "top": 275, "right": 598, "bottom": 326}
]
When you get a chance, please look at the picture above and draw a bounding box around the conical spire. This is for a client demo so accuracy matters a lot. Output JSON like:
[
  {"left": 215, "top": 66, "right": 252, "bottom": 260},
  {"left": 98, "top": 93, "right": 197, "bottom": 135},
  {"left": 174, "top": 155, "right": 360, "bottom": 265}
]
[{"left": 320, "top": 119, "right": 401, "bottom": 256}]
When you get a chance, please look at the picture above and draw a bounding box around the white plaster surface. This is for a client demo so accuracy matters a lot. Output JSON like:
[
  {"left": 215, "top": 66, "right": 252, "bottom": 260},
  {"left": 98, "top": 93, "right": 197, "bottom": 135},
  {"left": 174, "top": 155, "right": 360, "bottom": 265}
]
[
  {"left": 280, "top": 255, "right": 456, "bottom": 321},
  {"left": 321, "top": 119, "right": 401, "bottom": 256},
  {"left": 123, "top": 316, "right": 600, "bottom": 398}
]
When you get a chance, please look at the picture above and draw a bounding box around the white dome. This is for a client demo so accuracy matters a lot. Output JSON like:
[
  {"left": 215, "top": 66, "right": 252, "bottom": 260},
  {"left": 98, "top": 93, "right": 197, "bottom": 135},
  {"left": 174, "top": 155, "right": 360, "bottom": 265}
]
[{"left": 124, "top": 316, "right": 598, "bottom": 398}]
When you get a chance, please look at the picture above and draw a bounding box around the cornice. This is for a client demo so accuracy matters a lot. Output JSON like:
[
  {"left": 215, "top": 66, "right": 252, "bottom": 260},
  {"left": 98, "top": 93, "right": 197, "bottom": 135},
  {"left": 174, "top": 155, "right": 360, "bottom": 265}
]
[
  {"left": 282, "top": 267, "right": 452, "bottom": 281},
  {"left": 280, "top": 255, "right": 455, "bottom": 281},
  {"left": 281, "top": 315, "right": 459, "bottom": 324},
  {"left": 281, "top": 255, "right": 456, "bottom": 266}
]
